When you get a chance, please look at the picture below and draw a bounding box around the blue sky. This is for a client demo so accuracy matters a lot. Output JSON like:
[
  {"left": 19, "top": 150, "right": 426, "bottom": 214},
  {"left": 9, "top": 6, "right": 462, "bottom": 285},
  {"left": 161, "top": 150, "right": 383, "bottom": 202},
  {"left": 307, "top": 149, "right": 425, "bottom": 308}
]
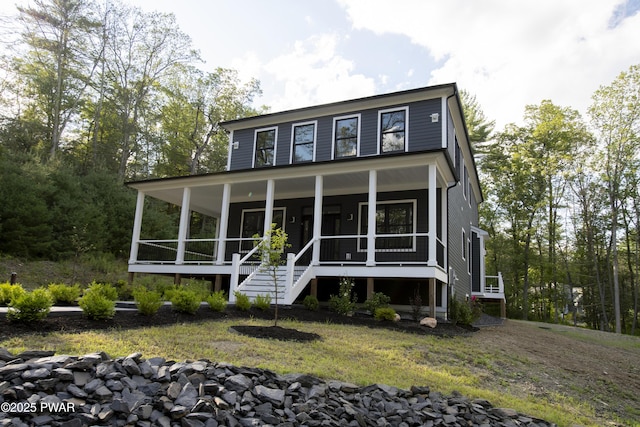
[{"left": 4, "top": 0, "right": 640, "bottom": 130}]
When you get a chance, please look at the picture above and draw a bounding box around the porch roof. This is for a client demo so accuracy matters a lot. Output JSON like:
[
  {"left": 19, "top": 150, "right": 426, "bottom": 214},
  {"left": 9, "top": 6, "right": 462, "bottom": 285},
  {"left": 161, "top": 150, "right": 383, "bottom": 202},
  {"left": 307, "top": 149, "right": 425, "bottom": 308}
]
[{"left": 127, "top": 150, "right": 455, "bottom": 217}]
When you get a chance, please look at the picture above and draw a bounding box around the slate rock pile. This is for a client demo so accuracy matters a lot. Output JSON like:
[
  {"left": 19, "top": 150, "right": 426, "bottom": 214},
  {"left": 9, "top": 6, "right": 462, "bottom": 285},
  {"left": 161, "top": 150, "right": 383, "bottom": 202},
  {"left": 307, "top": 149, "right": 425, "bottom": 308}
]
[{"left": 0, "top": 348, "right": 556, "bottom": 427}]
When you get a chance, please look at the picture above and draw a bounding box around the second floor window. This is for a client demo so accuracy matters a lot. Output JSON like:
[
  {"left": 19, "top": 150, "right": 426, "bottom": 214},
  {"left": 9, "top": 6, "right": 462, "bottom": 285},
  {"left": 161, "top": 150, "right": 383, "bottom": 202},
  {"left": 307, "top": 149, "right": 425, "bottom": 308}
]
[
  {"left": 255, "top": 128, "right": 276, "bottom": 167},
  {"left": 334, "top": 116, "right": 358, "bottom": 158},
  {"left": 380, "top": 108, "right": 406, "bottom": 153},
  {"left": 292, "top": 123, "right": 315, "bottom": 163}
]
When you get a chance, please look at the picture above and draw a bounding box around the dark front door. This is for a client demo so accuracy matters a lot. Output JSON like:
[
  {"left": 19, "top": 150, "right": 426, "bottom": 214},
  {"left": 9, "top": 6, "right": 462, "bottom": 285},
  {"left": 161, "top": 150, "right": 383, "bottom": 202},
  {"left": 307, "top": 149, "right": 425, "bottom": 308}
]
[{"left": 300, "top": 205, "right": 341, "bottom": 263}]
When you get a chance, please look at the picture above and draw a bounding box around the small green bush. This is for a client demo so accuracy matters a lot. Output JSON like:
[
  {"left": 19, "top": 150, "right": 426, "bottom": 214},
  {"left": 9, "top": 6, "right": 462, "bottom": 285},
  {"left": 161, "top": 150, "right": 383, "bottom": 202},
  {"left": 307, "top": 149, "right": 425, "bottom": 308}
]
[
  {"left": 303, "top": 295, "right": 319, "bottom": 311},
  {"left": 133, "top": 288, "right": 163, "bottom": 316},
  {"left": 234, "top": 291, "right": 251, "bottom": 311},
  {"left": 254, "top": 293, "right": 272, "bottom": 311},
  {"left": 114, "top": 279, "right": 134, "bottom": 301},
  {"left": 374, "top": 307, "right": 397, "bottom": 321},
  {"left": 84, "top": 282, "right": 118, "bottom": 301},
  {"left": 47, "top": 283, "right": 81, "bottom": 305},
  {"left": 205, "top": 291, "right": 227, "bottom": 312},
  {"left": 329, "top": 277, "right": 358, "bottom": 315},
  {"left": 7, "top": 288, "right": 53, "bottom": 322},
  {"left": 169, "top": 288, "right": 200, "bottom": 314},
  {"left": 0, "top": 282, "right": 26, "bottom": 305},
  {"left": 450, "top": 297, "right": 474, "bottom": 325},
  {"left": 363, "top": 292, "right": 391, "bottom": 315},
  {"left": 78, "top": 289, "right": 115, "bottom": 320}
]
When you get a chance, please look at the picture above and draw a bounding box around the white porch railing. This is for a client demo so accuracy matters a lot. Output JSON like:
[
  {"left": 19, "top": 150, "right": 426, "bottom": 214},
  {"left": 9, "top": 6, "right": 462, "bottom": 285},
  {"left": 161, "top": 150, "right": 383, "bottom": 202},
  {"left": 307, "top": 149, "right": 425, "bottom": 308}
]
[{"left": 482, "top": 272, "right": 505, "bottom": 296}]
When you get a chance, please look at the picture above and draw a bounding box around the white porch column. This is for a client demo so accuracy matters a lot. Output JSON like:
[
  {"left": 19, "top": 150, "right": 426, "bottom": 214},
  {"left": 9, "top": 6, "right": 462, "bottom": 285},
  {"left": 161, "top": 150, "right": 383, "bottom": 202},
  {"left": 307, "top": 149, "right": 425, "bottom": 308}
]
[
  {"left": 216, "top": 183, "right": 231, "bottom": 265},
  {"left": 367, "top": 169, "right": 377, "bottom": 266},
  {"left": 128, "top": 191, "right": 145, "bottom": 264},
  {"left": 176, "top": 187, "right": 191, "bottom": 264},
  {"left": 312, "top": 175, "right": 323, "bottom": 265},
  {"left": 428, "top": 164, "right": 437, "bottom": 266},
  {"left": 263, "top": 179, "right": 275, "bottom": 234}
]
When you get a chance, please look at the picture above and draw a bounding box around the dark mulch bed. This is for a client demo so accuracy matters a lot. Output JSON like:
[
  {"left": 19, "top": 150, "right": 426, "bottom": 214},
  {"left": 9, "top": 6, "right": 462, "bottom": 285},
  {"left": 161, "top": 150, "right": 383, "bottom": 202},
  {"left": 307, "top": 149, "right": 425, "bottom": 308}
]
[{"left": 0, "top": 304, "right": 476, "bottom": 341}]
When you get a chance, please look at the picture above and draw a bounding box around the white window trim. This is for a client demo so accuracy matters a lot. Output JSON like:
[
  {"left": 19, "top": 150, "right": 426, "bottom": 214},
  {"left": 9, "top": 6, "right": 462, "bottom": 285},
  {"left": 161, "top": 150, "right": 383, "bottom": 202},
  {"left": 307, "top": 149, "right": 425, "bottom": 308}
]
[
  {"left": 377, "top": 106, "right": 409, "bottom": 155},
  {"left": 467, "top": 238, "right": 472, "bottom": 275},
  {"left": 290, "top": 120, "right": 317, "bottom": 164},
  {"left": 461, "top": 228, "right": 467, "bottom": 261},
  {"left": 239, "top": 207, "right": 286, "bottom": 252},
  {"left": 252, "top": 126, "right": 278, "bottom": 168},
  {"left": 331, "top": 113, "right": 361, "bottom": 160},
  {"left": 356, "top": 199, "right": 417, "bottom": 252}
]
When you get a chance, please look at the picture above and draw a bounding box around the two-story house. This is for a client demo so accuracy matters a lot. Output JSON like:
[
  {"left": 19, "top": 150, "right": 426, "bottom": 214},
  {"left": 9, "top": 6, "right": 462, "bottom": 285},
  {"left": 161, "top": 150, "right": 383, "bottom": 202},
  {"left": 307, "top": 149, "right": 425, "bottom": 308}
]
[{"left": 126, "top": 83, "right": 505, "bottom": 318}]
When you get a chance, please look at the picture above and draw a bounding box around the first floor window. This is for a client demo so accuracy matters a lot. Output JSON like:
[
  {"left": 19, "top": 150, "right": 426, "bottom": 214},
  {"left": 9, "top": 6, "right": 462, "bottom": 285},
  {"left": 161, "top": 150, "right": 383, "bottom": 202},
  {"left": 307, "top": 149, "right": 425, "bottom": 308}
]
[
  {"left": 240, "top": 208, "right": 284, "bottom": 251},
  {"left": 255, "top": 128, "right": 276, "bottom": 167},
  {"left": 359, "top": 201, "right": 415, "bottom": 251}
]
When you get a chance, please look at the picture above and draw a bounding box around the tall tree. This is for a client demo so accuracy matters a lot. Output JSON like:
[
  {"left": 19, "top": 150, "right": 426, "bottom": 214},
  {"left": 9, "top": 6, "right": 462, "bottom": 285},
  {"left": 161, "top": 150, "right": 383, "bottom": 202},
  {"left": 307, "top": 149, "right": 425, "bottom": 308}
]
[
  {"left": 16, "top": 0, "right": 101, "bottom": 160},
  {"left": 459, "top": 89, "right": 495, "bottom": 148},
  {"left": 102, "top": 3, "right": 199, "bottom": 179},
  {"left": 158, "top": 66, "right": 263, "bottom": 176},
  {"left": 589, "top": 64, "right": 640, "bottom": 333}
]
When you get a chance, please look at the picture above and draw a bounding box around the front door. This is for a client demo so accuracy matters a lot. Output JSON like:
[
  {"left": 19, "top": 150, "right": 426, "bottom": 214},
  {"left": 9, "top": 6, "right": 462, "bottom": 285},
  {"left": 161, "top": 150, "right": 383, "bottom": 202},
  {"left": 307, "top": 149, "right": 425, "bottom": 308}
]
[{"left": 300, "top": 205, "right": 341, "bottom": 263}]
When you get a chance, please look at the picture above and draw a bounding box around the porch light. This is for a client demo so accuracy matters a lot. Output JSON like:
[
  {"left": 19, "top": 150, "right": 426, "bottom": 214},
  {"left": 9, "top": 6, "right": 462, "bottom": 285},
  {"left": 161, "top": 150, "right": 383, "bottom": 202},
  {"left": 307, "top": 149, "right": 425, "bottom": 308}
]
[
  {"left": 289, "top": 216, "right": 296, "bottom": 223},
  {"left": 233, "top": 141, "right": 239, "bottom": 149},
  {"left": 430, "top": 113, "right": 439, "bottom": 123}
]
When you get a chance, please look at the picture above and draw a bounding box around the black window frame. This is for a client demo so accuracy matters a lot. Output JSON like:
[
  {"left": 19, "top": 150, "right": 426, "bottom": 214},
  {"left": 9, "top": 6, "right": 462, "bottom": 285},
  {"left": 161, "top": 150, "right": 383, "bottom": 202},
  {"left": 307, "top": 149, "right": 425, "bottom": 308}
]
[
  {"left": 333, "top": 115, "right": 359, "bottom": 159},
  {"left": 379, "top": 107, "right": 407, "bottom": 153},
  {"left": 292, "top": 122, "right": 316, "bottom": 163},
  {"left": 254, "top": 127, "right": 277, "bottom": 167},
  {"left": 358, "top": 200, "right": 416, "bottom": 251}
]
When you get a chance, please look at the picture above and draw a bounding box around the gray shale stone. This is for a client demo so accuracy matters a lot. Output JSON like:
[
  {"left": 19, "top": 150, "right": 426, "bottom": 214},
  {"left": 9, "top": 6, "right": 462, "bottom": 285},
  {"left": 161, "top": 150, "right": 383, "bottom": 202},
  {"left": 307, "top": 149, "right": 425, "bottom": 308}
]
[{"left": 0, "top": 351, "right": 556, "bottom": 427}]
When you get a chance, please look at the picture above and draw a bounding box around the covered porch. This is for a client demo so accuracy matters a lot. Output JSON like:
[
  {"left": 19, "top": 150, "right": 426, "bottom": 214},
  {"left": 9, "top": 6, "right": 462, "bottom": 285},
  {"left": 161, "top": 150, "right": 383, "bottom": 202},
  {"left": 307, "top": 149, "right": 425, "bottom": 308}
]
[{"left": 127, "top": 153, "right": 453, "bottom": 315}]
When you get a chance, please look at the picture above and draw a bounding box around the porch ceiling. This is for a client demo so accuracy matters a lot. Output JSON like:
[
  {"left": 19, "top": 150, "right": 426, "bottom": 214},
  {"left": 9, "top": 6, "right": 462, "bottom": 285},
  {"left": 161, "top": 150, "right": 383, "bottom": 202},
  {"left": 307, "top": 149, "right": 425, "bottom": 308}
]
[{"left": 135, "top": 152, "right": 452, "bottom": 217}]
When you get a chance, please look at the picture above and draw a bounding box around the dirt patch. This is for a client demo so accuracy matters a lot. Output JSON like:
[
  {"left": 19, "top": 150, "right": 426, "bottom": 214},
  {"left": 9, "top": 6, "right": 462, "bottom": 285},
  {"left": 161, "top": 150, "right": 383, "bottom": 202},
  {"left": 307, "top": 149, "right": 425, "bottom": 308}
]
[{"left": 469, "top": 320, "right": 640, "bottom": 424}]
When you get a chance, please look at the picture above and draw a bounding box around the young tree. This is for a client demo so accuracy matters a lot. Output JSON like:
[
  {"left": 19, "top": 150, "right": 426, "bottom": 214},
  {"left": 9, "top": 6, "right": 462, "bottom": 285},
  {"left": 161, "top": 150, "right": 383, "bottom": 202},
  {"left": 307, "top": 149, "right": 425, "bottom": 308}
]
[{"left": 254, "top": 224, "right": 290, "bottom": 327}]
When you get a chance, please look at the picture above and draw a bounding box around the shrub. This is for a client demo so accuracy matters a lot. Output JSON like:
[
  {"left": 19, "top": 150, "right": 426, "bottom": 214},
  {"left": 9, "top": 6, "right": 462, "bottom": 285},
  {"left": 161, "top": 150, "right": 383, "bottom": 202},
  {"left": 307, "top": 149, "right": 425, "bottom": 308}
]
[
  {"left": 234, "top": 291, "right": 251, "bottom": 311},
  {"left": 374, "top": 307, "right": 397, "bottom": 321},
  {"left": 303, "top": 295, "right": 319, "bottom": 311},
  {"left": 7, "top": 288, "right": 53, "bottom": 322},
  {"left": 254, "top": 293, "right": 272, "bottom": 311},
  {"left": 84, "top": 281, "right": 118, "bottom": 301},
  {"left": 0, "top": 282, "right": 26, "bottom": 306},
  {"left": 450, "top": 297, "right": 475, "bottom": 325},
  {"left": 79, "top": 289, "right": 115, "bottom": 320},
  {"left": 169, "top": 288, "right": 201, "bottom": 314},
  {"left": 114, "top": 279, "right": 134, "bottom": 301},
  {"left": 47, "top": 283, "right": 81, "bottom": 305},
  {"left": 329, "top": 277, "right": 357, "bottom": 315},
  {"left": 205, "top": 291, "right": 227, "bottom": 312},
  {"left": 133, "top": 288, "right": 163, "bottom": 316},
  {"left": 409, "top": 287, "right": 423, "bottom": 321},
  {"left": 363, "top": 292, "right": 391, "bottom": 315}
]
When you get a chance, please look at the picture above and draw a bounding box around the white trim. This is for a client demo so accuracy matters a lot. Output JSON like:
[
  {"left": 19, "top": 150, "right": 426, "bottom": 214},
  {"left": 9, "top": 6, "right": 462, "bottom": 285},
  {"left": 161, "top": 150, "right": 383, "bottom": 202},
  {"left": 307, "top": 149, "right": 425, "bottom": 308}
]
[
  {"left": 290, "top": 120, "right": 317, "bottom": 163},
  {"left": 331, "top": 113, "right": 361, "bottom": 159},
  {"left": 441, "top": 96, "right": 447, "bottom": 149},
  {"left": 129, "top": 191, "right": 145, "bottom": 264},
  {"left": 377, "top": 106, "right": 409, "bottom": 154},
  {"left": 252, "top": 126, "right": 278, "bottom": 168},
  {"left": 357, "top": 199, "right": 418, "bottom": 253},
  {"left": 226, "top": 130, "right": 234, "bottom": 171},
  {"left": 176, "top": 187, "right": 192, "bottom": 264},
  {"left": 461, "top": 228, "right": 467, "bottom": 261}
]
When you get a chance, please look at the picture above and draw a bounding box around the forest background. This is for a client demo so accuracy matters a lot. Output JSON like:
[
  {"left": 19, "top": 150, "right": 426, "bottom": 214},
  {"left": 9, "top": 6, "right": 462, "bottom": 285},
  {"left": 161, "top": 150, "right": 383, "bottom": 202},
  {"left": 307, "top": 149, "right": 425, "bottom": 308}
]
[{"left": 0, "top": 0, "right": 638, "bottom": 335}]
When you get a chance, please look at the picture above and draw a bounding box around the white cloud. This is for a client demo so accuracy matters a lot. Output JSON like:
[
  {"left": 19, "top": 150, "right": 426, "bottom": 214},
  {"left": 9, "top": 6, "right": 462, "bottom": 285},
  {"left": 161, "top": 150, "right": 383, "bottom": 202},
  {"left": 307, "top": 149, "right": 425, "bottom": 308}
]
[
  {"left": 236, "top": 33, "right": 376, "bottom": 113},
  {"left": 338, "top": 0, "right": 640, "bottom": 128}
]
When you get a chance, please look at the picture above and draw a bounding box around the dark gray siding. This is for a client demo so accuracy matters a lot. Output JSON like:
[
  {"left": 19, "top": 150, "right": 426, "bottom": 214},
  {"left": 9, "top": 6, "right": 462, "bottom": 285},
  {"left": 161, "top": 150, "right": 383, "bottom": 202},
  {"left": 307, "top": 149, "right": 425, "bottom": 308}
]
[
  {"left": 409, "top": 98, "right": 441, "bottom": 152},
  {"left": 228, "top": 98, "right": 444, "bottom": 171}
]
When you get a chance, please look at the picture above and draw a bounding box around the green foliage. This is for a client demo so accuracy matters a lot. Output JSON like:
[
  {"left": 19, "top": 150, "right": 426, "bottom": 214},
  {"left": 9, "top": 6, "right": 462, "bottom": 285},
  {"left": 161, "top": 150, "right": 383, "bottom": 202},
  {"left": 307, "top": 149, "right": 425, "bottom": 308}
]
[
  {"left": 450, "top": 297, "right": 481, "bottom": 326},
  {"left": 113, "top": 279, "right": 133, "bottom": 300},
  {"left": 78, "top": 288, "right": 116, "bottom": 320},
  {"left": 374, "top": 307, "right": 397, "bottom": 322},
  {"left": 205, "top": 291, "right": 227, "bottom": 312},
  {"left": 303, "top": 295, "right": 319, "bottom": 311},
  {"left": 254, "top": 293, "right": 272, "bottom": 311},
  {"left": 6, "top": 288, "right": 53, "bottom": 322},
  {"left": 47, "top": 283, "right": 81, "bottom": 305},
  {"left": 0, "top": 282, "right": 26, "bottom": 305},
  {"left": 234, "top": 291, "right": 251, "bottom": 311},
  {"left": 84, "top": 282, "right": 118, "bottom": 301},
  {"left": 329, "top": 277, "right": 358, "bottom": 316},
  {"left": 133, "top": 287, "right": 164, "bottom": 316},
  {"left": 409, "top": 287, "right": 423, "bottom": 321},
  {"left": 169, "top": 288, "right": 201, "bottom": 314},
  {"left": 363, "top": 292, "right": 391, "bottom": 315}
]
